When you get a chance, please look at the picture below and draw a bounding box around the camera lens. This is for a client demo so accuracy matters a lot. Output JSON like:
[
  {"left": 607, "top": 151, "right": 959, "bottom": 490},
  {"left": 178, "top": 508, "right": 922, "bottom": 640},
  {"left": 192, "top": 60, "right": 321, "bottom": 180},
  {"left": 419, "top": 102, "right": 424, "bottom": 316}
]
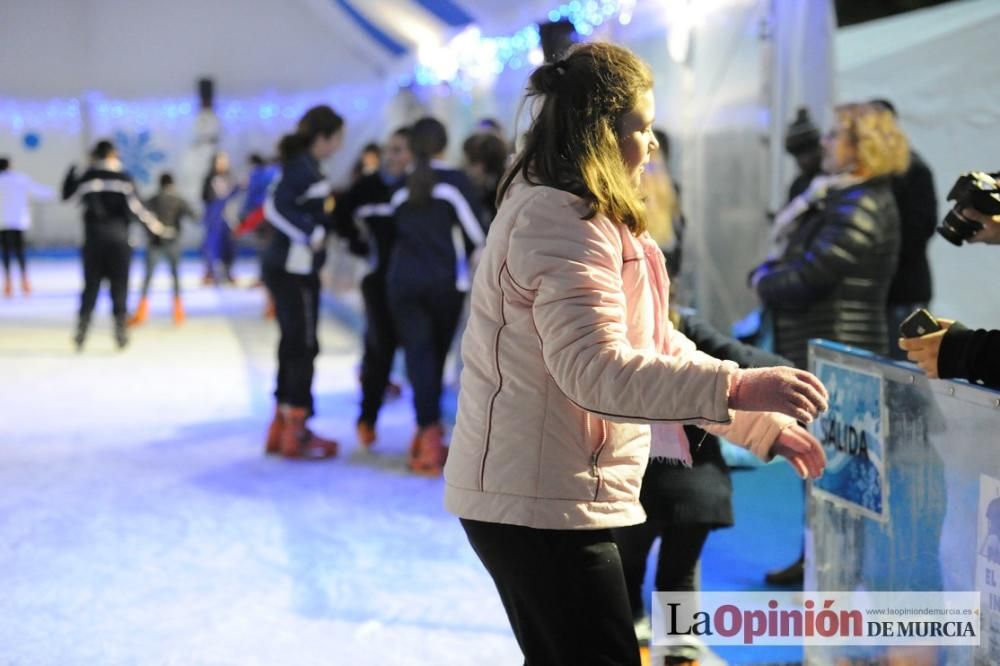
[{"left": 937, "top": 207, "right": 984, "bottom": 246}]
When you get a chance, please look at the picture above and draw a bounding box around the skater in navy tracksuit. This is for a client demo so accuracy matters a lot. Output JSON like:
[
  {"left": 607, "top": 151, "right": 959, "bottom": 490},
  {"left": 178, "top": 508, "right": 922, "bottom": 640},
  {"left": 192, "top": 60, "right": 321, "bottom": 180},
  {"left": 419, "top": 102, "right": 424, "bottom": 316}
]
[
  {"left": 62, "top": 140, "right": 168, "bottom": 350},
  {"left": 334, "top": 127, "right": 413, "bottom": 448},
  {"left": 261, "top": 105, "right": 354, "bottom": 460},
  {"left": 386, "top": 117, "right": 485, "bottom": 475}
]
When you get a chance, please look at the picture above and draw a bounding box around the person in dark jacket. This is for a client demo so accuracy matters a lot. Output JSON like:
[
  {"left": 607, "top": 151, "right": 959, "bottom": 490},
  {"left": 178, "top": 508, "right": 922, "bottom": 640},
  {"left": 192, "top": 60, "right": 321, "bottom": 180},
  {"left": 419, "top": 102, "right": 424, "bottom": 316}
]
[
  {"left": 387, "top": 117, "right": 485, "bottom": 476},
  {"left": 899, "top": 203, "right": 1000, "bottom": 390},
  {"left": 261, "top": 105, "right": 347, "bottom": 460},
  {"left": 871, "top": 99, "right": 938, "bottom": 359},
  {"left": 334, "top": 126, "right": 412, "bottom": 448},
  {"left": 751, "top": 102, "right": 908, "bottom": 585},
  {"left": 752, "top": 102, "right": 908, "bottom": 370},
  {"left": 129, "top": 172, "right": 196, "bottom": 326},
  {"left": 614, "top": 309, "right": 799, "bottom": 664},
  {"left": 901, "top": 317, "right": 1000, "bottom": 389},
  {"left": 62, "top": 139, "right": 168, "bottom": 350},
  {"left": 785, "top": 107, "right": 824, "bottom": 202}
]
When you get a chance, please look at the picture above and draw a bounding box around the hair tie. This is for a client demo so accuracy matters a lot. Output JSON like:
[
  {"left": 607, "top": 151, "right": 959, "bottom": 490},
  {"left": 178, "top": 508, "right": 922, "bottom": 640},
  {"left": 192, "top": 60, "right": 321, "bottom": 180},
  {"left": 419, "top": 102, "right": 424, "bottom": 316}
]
[{"left": 554, "top": 59, "right": 568, "bottom": 75}]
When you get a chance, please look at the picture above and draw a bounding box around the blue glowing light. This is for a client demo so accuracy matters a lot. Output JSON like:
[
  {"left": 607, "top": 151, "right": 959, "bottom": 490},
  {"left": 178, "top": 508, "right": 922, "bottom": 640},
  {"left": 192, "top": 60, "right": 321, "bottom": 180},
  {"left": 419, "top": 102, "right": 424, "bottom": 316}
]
[{"left": 23, "top": 132, "right": 41, "bottom": 150}]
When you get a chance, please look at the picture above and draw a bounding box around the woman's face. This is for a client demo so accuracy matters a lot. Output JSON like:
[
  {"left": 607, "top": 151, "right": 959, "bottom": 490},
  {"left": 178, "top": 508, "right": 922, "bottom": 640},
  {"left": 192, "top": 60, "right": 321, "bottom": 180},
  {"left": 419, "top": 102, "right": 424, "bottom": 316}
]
[
  {"left": 822, "top": 119, "right": 856, "bottom": 175},
  {"left": 619, "top": 89, "right": 658, "bottom": 187},
  {"left": 314, "top": 128, "right": 344, "bottom": 160}
]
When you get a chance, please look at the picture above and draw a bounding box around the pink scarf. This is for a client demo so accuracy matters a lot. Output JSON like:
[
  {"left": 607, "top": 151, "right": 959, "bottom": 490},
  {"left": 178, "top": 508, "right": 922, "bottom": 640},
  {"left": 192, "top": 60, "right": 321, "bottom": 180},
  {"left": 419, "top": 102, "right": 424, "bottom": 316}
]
[{"left": 637, "top": 233, "right": 693, "bottom": 466}]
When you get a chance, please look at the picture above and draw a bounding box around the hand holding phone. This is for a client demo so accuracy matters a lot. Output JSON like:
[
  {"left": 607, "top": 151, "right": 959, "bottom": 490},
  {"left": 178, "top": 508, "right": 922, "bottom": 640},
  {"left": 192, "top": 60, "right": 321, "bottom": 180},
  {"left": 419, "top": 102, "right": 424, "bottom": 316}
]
[{"left": 899, "top": 308, "right": 943, "bottom": 339}]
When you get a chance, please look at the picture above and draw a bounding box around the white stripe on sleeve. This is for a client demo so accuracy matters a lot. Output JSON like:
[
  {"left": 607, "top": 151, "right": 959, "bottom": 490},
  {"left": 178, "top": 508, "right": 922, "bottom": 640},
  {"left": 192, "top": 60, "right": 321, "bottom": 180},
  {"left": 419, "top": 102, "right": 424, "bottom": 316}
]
[
  {"left": 354, "top": 203, "right": 396, "bottom": 220},
  {"left": 390, "top": 187, "right": 410, "bottom": 209},
  {"left": 298, "top": 179, "right": 333, "bottom": 202},
  {"left": 264, "top": 195, "right": 309, "bottom": 244},
  {"left": 433, "top": 182, "right": 485, "bottom": 247}
]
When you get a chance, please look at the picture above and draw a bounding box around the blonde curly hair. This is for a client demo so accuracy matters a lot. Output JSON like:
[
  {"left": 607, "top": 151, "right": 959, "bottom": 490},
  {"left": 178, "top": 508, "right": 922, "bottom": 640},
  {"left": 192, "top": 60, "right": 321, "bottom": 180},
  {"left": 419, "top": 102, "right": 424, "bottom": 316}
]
[{"left": 834, "top": 103, "right": 910, "bottom": 178}]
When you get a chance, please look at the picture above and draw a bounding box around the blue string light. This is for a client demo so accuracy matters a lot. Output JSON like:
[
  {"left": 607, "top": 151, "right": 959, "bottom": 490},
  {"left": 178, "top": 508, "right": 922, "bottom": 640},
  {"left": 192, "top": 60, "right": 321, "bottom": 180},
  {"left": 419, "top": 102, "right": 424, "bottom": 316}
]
[
  {"left": 413, "top": 0, "right": 622, "bottom": 88},
  {"left": 0, "top": 82, "right": 390, "bottom": 135}
]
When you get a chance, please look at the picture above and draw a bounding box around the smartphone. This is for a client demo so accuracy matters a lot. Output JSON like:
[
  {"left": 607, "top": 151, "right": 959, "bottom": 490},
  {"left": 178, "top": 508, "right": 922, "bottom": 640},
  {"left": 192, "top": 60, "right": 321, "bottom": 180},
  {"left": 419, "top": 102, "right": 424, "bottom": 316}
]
[{"left": 899, "top": 308, "right": 943, "bottom": 338}]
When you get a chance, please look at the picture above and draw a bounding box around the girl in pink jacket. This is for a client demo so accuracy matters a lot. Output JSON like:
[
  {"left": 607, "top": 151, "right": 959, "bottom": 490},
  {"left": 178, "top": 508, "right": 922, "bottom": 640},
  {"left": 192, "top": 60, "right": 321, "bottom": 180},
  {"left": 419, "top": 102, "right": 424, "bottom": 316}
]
[{"left": 443, "top": 42, "right": 829, "bottom": 665}]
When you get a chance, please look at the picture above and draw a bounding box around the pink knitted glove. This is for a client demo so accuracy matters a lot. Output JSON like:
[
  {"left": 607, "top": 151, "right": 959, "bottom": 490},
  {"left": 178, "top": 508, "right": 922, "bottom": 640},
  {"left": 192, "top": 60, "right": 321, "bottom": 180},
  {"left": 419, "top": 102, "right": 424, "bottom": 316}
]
[
  {"left": 728, "top": 366, "right": 829, "bottom": 423},
  {"left": 772, "top": 424, "right": 826, "bottom": 479}
]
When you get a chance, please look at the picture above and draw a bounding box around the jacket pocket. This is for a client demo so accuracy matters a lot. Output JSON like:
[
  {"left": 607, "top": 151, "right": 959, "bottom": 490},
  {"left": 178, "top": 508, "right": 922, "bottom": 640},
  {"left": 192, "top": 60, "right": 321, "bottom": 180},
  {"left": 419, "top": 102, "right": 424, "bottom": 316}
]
[{"left": 588, "top": 415, "right": 608, "bottom": 501}]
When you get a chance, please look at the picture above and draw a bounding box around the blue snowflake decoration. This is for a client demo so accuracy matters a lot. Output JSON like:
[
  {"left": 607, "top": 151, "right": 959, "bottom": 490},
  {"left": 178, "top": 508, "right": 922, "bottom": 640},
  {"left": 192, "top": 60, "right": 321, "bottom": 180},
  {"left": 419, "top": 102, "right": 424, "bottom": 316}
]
[{"left": 113, "top": 129, "right": 166, "bottom": 184}]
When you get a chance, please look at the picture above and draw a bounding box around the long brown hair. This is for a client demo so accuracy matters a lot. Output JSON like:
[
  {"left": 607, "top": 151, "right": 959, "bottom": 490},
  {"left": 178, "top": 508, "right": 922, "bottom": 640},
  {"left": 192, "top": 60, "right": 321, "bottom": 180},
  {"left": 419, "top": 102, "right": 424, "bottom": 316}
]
[{"left": 498, "top": 42, "right": 653, "bottom": 234}]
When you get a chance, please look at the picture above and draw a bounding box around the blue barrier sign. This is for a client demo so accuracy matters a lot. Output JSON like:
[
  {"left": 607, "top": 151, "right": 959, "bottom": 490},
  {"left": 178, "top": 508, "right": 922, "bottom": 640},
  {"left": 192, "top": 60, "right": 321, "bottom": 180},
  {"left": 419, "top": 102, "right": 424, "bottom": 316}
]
[{"left": 810, "top": 359, "right": 888, "bottom": 522}]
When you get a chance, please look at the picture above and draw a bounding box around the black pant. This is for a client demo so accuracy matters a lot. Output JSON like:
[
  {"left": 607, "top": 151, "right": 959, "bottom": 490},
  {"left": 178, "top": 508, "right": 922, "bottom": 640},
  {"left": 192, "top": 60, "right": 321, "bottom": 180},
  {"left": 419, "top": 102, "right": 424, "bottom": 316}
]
[
  {"left": 265, "top": 267, "right": 321, "bottom": 412},
  {"left": 359, "top": 273, "right": 397, "bottom": 425},
  {"left": 140, "top": 240, "right": 182, "bottom": 298},
  {"left": 613, "top": 522, "right": 710, "bottom": 620},
  {"left": 80, "top": 239, "right": 131, "bottom": 320},
  {"left": 387, "top": 284, "right": 464, "bottom": 427},
  {"left": 461, "top": 518, "right": 641, "bottom": 666},
  {"left": 1, "top": 229, "right": 26, "bottom": 276}
]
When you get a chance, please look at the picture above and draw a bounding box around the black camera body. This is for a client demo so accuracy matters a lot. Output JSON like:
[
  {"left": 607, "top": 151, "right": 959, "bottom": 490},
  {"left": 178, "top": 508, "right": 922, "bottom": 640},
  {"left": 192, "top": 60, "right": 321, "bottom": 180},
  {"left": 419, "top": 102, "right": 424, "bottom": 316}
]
[{"left": 938, "top": 171, "right": 1000, "bottom": 246}]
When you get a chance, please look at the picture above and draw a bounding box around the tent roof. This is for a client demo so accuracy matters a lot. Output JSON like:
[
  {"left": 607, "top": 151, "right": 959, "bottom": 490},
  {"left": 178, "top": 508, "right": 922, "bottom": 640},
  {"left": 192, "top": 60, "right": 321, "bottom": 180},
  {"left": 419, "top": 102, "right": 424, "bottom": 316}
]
[{"left": 0, "top": 0, "right": 560, "bottom": 99}]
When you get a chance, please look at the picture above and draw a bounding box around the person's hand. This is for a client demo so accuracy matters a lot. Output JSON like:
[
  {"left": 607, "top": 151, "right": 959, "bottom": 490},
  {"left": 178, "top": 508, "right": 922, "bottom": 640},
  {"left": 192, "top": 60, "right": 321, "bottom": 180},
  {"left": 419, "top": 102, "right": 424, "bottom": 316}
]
[
  {"left": 728, "top": 366, "right": 829, "bottom": 423},
  {"left": 963, "top": 208, "right": 1000, "bottom": 244},
  {"left": 898, "top": 318, "right": 954, "bottom": 378},
  {"left": 772, "top": 424, "right": 826, "bottom": 479},
  {"left": 309, "top": 226, "right": 327, "bottom": 251}
]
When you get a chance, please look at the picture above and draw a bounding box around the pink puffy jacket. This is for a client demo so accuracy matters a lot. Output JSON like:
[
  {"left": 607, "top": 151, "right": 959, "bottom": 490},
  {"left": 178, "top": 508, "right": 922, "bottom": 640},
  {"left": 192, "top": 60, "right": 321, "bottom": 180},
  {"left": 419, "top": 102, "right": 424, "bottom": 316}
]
[{"left": 443, "top": 182, "right": 793, "bottom": 530}]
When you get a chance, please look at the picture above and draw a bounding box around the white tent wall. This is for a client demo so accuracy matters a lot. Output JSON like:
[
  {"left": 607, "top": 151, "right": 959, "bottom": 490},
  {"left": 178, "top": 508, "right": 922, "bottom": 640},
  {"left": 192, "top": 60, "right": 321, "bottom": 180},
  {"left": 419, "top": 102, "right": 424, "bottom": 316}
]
[
  {"left": 835, "top": 0, "right": 1000, "bottom": 327},
  {"left": 626, "top": 0, "right": 836, "bottom": 331}
]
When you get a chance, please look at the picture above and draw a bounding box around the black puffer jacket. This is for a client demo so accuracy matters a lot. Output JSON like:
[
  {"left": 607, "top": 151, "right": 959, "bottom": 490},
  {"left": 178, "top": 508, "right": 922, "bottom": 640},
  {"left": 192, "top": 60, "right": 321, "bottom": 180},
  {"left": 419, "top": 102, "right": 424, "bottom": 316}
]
[{"left": 755, "top": 177, "right": 901, "bottom": 369}]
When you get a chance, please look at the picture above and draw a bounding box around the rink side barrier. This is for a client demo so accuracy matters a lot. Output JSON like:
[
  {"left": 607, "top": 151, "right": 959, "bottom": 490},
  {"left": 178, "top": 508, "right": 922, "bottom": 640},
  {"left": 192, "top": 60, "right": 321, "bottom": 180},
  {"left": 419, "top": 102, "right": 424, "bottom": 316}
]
[{"left": 804, "top": 339, "right": 1000, "bottom": 665}]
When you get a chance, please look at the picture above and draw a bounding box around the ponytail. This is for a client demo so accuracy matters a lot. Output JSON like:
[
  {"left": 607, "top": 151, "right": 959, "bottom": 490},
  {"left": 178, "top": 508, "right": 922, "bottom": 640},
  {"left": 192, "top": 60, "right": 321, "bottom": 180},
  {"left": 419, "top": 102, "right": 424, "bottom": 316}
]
[
  {"left": 278, "top": 134, "right": 310, "bottom": 163},
  {"left": 406, "top": 117, "right": 448, "bottom": 207}
]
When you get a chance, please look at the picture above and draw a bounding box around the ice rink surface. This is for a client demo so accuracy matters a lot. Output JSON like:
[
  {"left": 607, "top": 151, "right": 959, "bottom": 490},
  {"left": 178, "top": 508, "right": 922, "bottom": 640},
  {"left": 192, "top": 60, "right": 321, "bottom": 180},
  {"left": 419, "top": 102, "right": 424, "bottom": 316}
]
[{"left": 0, "top": 257, "right": 805, "bottom": 666}]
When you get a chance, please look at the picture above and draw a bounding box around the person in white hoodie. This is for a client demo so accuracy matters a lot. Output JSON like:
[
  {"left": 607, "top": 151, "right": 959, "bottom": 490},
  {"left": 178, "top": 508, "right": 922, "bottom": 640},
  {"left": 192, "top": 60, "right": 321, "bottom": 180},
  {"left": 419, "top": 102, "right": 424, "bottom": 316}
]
[{"left": 0, "top": 157, "right": 55, "bottom": 296}]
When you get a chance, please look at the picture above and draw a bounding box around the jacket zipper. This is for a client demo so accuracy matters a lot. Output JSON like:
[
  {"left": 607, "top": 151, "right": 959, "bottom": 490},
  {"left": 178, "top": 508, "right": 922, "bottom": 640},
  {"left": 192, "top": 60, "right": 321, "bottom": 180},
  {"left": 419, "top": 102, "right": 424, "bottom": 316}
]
[{"left": 591, "top": 417, "right": 607, "bottom": 501}]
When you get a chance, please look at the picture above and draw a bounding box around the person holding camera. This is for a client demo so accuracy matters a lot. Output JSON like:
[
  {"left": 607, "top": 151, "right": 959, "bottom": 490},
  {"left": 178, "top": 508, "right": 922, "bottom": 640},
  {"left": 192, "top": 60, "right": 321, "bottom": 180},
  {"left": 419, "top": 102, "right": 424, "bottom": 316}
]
[{"left": 898, "top": 206, "right": 1000, "bottom": 389}]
